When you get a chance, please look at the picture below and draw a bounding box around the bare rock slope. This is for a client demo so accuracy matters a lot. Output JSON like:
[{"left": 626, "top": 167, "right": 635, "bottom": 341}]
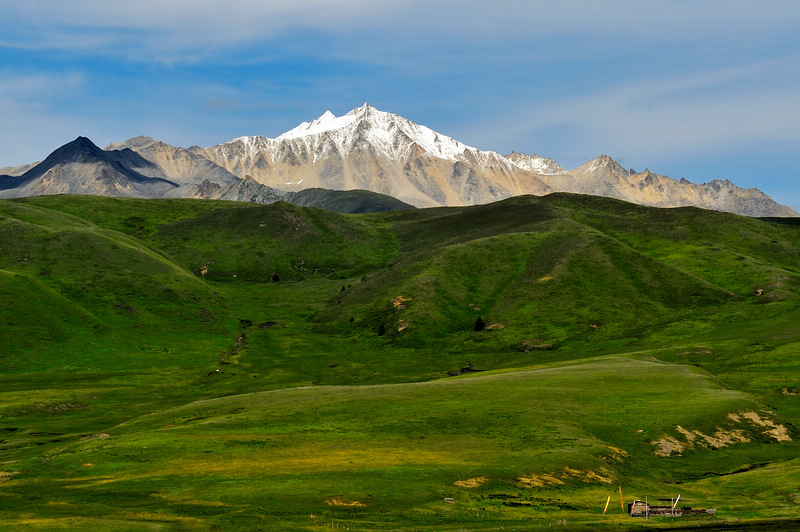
[{"left": 0, "top": 137, "right": 177, "bottom": 199}]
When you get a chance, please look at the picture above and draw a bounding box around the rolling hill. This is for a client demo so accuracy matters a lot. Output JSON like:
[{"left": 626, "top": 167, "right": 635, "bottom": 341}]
[{"left": 1, "top": 193, "right": 799, "bottom": 530}]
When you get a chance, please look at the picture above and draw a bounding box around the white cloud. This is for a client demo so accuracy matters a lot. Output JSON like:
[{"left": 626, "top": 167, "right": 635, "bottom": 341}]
[
  {"left": 458, "top": 56, "right": 800, "bottom": 167},
  {"left": 3, "top": 1, "right": 799, "bottom": 63}
]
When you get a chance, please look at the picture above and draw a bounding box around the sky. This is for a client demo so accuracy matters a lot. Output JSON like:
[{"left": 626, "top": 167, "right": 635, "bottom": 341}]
[{"left": 1, "top": 1, "right": 799, "bottom": 210}]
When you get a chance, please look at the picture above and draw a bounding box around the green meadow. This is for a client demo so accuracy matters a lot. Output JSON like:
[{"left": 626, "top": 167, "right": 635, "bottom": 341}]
[{"left": 1, "top": 193, "right": 799, "bottom": 530}]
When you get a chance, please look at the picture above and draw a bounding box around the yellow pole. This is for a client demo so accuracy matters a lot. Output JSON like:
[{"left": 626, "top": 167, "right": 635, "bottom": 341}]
[
  {"left": 619, "top": 485, "right": 624, "bottom": 510},
  {"left": 671, "top": 494, "right": 681, "bottom": 510},
  {"left": 603, "top": 495, "right": 611, "bottom": 514}
]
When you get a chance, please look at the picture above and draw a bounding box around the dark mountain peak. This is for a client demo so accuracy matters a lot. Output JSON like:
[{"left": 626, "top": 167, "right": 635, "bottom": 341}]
[
  {"left": 15, "top": 136, "right": 109, "bottom": 180},
  {"left": 46, "top": 136, "right": 106, "bottom": 163}
]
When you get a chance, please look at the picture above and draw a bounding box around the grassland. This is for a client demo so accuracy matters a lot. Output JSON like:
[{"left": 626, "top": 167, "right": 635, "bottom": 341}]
[{"left": 1, "top": 193, "right": 799, "bottom": 530}]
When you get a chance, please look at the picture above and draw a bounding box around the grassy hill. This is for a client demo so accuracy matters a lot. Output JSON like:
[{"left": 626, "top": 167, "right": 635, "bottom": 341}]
[{"left": 1, "top": 193, "right": 799, "bottom": 530}]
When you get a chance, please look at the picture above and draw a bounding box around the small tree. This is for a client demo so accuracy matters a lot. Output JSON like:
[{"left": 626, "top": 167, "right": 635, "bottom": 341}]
[
  {"left": 378, "top": 324, "right": 386, "bottom": 336},
  {"left": 474, "top": 317, "right": 485, "bottom": 332}
]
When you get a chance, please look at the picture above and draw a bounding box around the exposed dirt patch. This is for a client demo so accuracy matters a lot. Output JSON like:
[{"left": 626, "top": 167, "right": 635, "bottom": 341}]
[
  {"left": 601, "top": 446, "right": 629, "bottom": 463},
  {"left": 517, "top": 474, "right": 564, "bottom": 488},
  {"left": 740, "top": 410, "right": 791, "bottom": 442},
  {"left": 676, "top": 425, "right": 698, "bottom": 443},
  {"left": 454, "top": 476, "right": 487, "bottom": 488},
  {"left": 397, "top": 319, "right": 409, "bottom": 332},
  {"left": 562, "top": 467, "right": 613, "bottom": 484},
  {"left": 538, "top": 275, "right": 552, "bottom": 282},
  {"left": 653, "top": 410, "right": 791, "bottom": 456},
  {"left": 0, "top": 471, "right": 20, "bottom": 482},
  {"left": 485, "top": 323, "right": 504, "bottom": 330},
  {"left": 693, "top": 428, "right": 751, "bottom": 448},
  {"left": 675, "top": 349, "right": 712, "bottom": 357},
  {"left": 654, "top": 427, "right": 750, "bottom": 455},
  {"left": 652, "top": 435, "right": 684, "bottom": 457},
  {"left": 515, "top": 339, "right": 554, "bottom": 352},
  {"left": 85, "top": 433, "right": 110, "bottom": 441},
  {"left": 391, "top": 296, "right": 412, "bottom": 309},
  {"left": 325, "top": 495, "right": 366, "bottom": 507}
]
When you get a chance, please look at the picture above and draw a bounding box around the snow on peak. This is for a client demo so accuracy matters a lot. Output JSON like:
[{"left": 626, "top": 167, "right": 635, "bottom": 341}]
[
  {"left": 506, "top": 152, "right": 564, "bottom": 175},
  {"left": 273, "top": 103, "right": 481, "bottom": 162},
  {"left": 277, "top": 109, "right": 358, "bottom": 140},
  {"left": 225, "top": 104, "right": 506, "bottom": 166}
]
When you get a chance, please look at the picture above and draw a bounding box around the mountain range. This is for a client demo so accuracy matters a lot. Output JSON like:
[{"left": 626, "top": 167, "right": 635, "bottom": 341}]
[{"left": 1, "top": 103, "right": 796, "bottom": 217}]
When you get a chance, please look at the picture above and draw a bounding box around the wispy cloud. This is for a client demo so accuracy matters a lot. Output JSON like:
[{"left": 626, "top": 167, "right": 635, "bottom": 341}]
[
  {"left": 459, "top": 56, "right": 800, "bottom": 166},
  {"left": 4, "top": 1, "right": 799, "bottom": 63}
]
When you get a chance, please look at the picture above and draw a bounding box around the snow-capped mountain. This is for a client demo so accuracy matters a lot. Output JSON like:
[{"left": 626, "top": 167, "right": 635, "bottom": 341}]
[
  {"left": 0, "top": 103, "right": 797, "bottom": 217},
  {"left": 200, "top": 103, "right": 552, "bottom": 208}
]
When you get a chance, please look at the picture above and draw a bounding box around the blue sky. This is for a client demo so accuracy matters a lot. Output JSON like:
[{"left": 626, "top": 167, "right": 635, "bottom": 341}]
[{"left": 1, "top": 1, "right": 799, "bottom": 210}]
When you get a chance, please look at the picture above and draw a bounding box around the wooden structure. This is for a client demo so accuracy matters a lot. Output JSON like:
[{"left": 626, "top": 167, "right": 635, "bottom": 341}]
[{"left": 628, "top": 500, "right": 716, "bottom": 517}]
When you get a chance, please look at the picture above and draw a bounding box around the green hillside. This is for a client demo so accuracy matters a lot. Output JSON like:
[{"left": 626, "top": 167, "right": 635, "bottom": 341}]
[{"left": 1, "top": 193, "right": 799, "bottom": 530}]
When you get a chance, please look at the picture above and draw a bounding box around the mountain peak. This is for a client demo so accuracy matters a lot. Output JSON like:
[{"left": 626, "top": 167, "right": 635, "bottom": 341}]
[
  {"left": 348, "top": 102, "right": 374, "bottom": 116},
  {"left": 106, "top": 136, "right": 160, "bottom": 151},
  {"left": 277, "top": 107, "right": 360, "bottom": 140},
  {"left": 580, "top": 154, "right": 626, "bottom": 174},
  {"left": 46, "top": 136, "right": 106, "bottom": 163},
  {"left": 505, "top": 152, "right": 565, "bottom": 175}
]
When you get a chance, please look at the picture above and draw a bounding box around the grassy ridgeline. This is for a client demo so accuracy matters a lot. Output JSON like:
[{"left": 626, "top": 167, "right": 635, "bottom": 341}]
[{"left": 1, "top": 193, "right": 799, "bottom": 530}]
